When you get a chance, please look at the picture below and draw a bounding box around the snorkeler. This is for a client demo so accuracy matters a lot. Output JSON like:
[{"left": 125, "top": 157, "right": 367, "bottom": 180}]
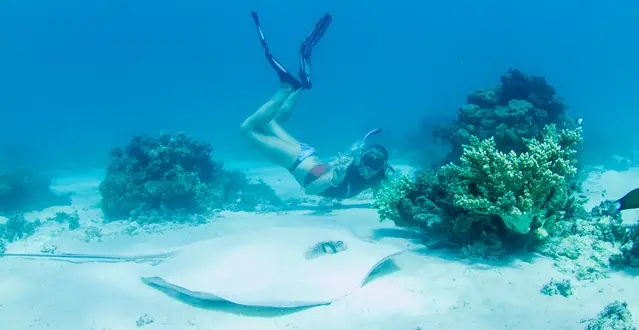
[{"left": 241, "top": 11, "right": 394, "bottom": 199}]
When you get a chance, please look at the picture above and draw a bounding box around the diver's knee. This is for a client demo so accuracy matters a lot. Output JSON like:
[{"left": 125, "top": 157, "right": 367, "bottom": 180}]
[{"left": 240, "top": 120, "right": 254, "bottom": 135}]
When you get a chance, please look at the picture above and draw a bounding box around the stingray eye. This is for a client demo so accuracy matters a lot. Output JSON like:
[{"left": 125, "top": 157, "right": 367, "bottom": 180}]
[{"left": 336, "top": 240, "right": 343, "bottom": 245}]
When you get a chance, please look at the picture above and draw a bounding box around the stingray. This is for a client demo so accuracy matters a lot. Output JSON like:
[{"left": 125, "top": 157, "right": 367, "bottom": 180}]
[{"left": 1, "top": 226, "right": 404, "bottom": 308}]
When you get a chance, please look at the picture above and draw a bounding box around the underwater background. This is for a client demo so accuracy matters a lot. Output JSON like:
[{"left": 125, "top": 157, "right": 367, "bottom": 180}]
[
  {"left": 1, "top": 0, "right": 638, "bottom": 172},
  {"left": 2, "top": 1, "right": 639, "bottom": 329}
]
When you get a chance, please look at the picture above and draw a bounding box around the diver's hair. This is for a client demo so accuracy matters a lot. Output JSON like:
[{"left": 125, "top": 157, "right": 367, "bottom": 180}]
[{"left": 361, "top": 144, "right": 388, "bottom": 160}]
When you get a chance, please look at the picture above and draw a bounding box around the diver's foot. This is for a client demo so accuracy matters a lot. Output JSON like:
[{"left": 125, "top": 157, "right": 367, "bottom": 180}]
[
  {"left": 298, "top": 13, "right": 332, "bottom": 89},
  {"left": 250, "top": 11, "right": 302, "bottom": 89},
  {"left": 266, "top": 50, "right": 302, "bottom": 89}
]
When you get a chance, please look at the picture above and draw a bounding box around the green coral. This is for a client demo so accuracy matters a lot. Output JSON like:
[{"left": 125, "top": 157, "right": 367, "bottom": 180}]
[
  {"left": 440, "top": 124, "right": 581, "bottom": 235},
  {"left": 374, "top": 175, "right": 415, "bottom": 221},
  {"left": 375, "top": 125, "right": 583, "bottom": 256}
]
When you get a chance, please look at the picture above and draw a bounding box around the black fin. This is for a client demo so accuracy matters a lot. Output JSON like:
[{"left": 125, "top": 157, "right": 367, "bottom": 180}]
[
  {"left": 619, "top": 187, "right": 639, "bottom": 211},
  {"left": 250, "top": 11, "right": 302, "bottom": 89},
  {"left": 298, "top": 13, "right": 332, "bottom": 89}
]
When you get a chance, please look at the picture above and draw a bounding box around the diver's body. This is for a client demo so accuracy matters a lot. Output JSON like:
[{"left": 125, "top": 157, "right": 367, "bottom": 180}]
[{"left": 240, "top": 11, "right": 393, "bottom": 199}]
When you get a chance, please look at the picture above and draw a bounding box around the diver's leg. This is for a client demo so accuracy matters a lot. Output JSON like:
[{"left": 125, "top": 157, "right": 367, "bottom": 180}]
[
  {"left": 262, "top": 13, "right": 333, "bottom": 143},
  {"left": 274, "top": 88, "right": 302, "bottom": 122},
  {"left": 264, "top": 88, "right": 303, "bottom": 145},
  {"left": 298, "top": 13, "right": 332, "bottom": 89},
  {"left": 250, "top": 11, "right": 302, "bottom": 89},
  {"left": 242, "top": 11, "right": 305, "bottom": 168},
  {"left": 241, "top": 84, "right": 294, "bottom": 130},
  {"left": 266, "top": 88, "right": 302, "bottom": 144},
  {"left": 240, "top": 84, "right": 301, "bottom": 168}
]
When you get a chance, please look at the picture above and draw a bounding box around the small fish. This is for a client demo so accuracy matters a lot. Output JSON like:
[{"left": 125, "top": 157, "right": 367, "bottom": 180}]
[
  {"left": 576, "top": 117, "right": 584, "bottom": 127},
  {"left": 304, "top": 240, "right": 348, "bottom": 259},
  {"left": 527, "top": 117, "right": 534, "bottom": 128}
]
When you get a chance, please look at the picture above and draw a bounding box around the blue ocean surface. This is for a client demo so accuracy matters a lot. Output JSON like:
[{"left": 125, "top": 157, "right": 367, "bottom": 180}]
[{"left": 0, "top": 0, "right": 638, "bottom": 329}]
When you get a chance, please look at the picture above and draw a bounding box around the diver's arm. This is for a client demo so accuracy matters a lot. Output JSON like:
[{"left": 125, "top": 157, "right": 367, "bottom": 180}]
[
  {"left": 304, "top": 171, "right": 337, "bottom": 196},
  {"left": 305, "top": 157, "right": 354, "bottom": 196}
]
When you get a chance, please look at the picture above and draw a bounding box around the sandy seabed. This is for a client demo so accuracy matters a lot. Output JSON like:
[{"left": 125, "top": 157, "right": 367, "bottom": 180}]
[{"left": 0, "top": 162, "right": 638, "bottom": 330}]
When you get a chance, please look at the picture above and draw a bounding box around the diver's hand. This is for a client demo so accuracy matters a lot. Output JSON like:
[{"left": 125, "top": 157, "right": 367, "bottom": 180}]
[{"left": 331, "top": 153, "right": 354, "bottom": 187}]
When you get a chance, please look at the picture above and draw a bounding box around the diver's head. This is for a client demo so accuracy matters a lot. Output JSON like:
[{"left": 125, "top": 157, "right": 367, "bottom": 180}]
[{"left": 358, "top": 144, "right": 388, "bottom": 179}]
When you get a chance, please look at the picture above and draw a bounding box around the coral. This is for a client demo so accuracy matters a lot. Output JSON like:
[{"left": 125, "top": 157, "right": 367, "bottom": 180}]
[
  {"left": 136, "top": 314, "right": 155, "bottom": 327},
  {"left": 609, "top": 222, "right": 639, "bottom": 268},
  {"left": 440, "top": 125, "right": 581, "bottom": 235},
  {"left": 540, "top": 278, "right": 573, "bottom": 297},
  {"left": 47, "top": 211, "right": 81, "bottom": 231},
  {"left": 40, "top": 243, "right": 58, "bottom": 254},
  {"left": 583, "top": 301, "right": 636, "bottom": 330},
  {"left": 0, "top": 168, "right": 71, "bottom": 215},
  {"left": 541, "top": 234, "right": 616, "bottom": 282},
  {"left": 0, "top": 214, "right": 41, "bottom": 243},
  {"left": 374, "top": 175, "right": 415, "bottom": 221},
  {"left": 429, "top": 68, "right": 577, "bottom": 165},
  {"left": 375, "top": 125, "right": 583, "bottom": 257},
  {"left": 99, "top": 132, "right": 282, "bottom": 223}
]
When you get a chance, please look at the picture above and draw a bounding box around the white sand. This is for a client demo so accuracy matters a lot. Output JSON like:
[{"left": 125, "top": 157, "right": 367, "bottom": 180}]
[{"left": 1, "top": 164, "right": 638, "bottom": 330}]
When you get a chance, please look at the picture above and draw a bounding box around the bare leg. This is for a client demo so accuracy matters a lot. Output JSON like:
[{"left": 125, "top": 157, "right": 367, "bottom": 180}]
[
  {"left": 240, "top": 84, "right": 301, "bottom": 168},
  {"left": 241, "top": 83, "right": 294, "bottom": 131},
  {"left": 243, "top": 11, "right": 332, "bottom": 169},
  {"left": 274, "top": 88, "right": 302, "bottom": 122},
  {"left": 264, "top": 88, "right": 303, "bottom": 145}
]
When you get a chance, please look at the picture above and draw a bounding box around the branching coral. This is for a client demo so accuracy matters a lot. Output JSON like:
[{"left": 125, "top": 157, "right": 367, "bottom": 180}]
[
  {"left": 441, "top": 125, "right": 582, "bottom": 235},
  {"left": 375, "top": 125, "right": 583, "bottom": 256},
  {"left": 374, "top": 174, "right": 415, "bottom": 221}
]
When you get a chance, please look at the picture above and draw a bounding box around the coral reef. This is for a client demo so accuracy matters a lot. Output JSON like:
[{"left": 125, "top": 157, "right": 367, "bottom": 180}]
[
  {"left": 583, "top": 301, "right": 636, "bottom": 330},
  {"left": 47, "top": 211, "right": 81, "bottom": 231},
  {"left": 609, "top": 221, "right": 639, "bottom": 269},
  {"left": 99, "top": 132, "right": 282, "bottom": 223},
  {"left": 540, "top": 278, "right": 573, "bottom": 297},
  {"left": 0, "top": 168, "right": 71, "bottom": 215},
  {"left": 431, "top": 69, "right": 579, "bottom": 164},
  {"left": 1, "top": 214, "right": 41, "bottom": 242},
  {"left": 374, "top": 125, "right": 583, "bottom": 256},
  {"left": 0, "top": 214, "right": 42, "bottom": 245}
]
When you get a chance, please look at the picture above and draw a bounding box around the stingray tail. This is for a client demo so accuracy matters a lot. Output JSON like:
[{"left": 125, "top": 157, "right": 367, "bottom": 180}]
[{"left": 0, "top": 252, "right": 174, "bottom": 264}]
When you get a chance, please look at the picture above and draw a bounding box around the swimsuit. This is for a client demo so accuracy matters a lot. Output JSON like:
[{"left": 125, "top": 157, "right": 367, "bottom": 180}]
[
  {"left": 289, "top": 143, "right": 385, "bottom": 198},
  {"left": 289, "top": 143, "right": 328, "bottom": 187}
]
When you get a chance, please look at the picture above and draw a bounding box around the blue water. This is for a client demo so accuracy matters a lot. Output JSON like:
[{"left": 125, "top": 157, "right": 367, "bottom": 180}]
[
  {"left": 1, "top": 0, "right": 637, "bottom": 171},
  {"left": 1, "top": 1, "right": 639, "bottom": 328}
]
